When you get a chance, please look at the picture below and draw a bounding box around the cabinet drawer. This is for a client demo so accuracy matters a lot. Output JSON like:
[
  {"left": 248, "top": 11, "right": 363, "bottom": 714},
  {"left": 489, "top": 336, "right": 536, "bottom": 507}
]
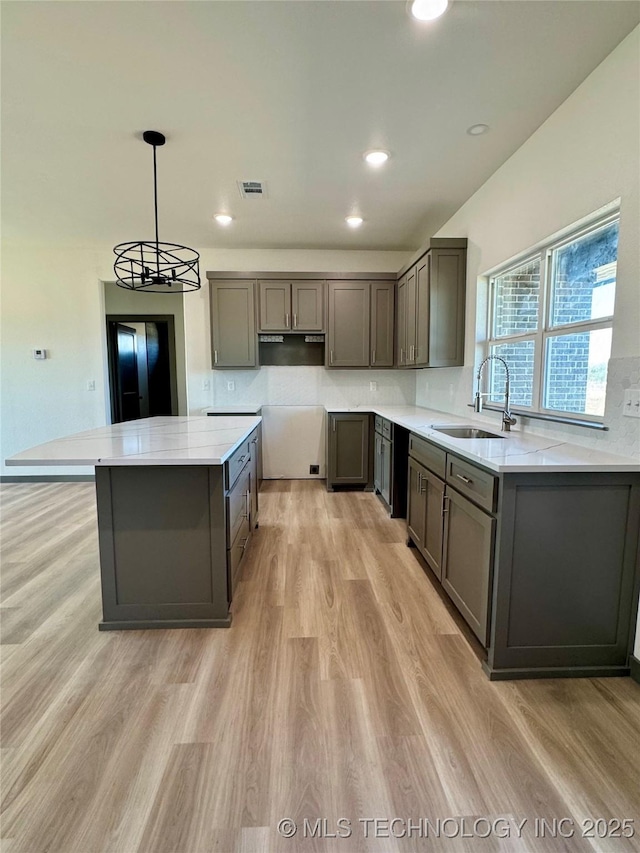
[
  {"left": 375, "top": 415, "right": 383, "bottom": 435},
  {"left": 228, "top": 516, "right": 251, "bottom": 597},
  {"left": 226, "top": 436, "right": 252, "bottom": 490},
  {"left": 227, "top": 466, "right": 251, "bottom": 546},
  {"left": 382, "top": 418, "right": 392, "bottom": 439},
  {"left": 446, "top": 456, "right": 497, "bottom": 513},
  {"left": 409, "top": 434, "right": 446, "bottom": 478}
]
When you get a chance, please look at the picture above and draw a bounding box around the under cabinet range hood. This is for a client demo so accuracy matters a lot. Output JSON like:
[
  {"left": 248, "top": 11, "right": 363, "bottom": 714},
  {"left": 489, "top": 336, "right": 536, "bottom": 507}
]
[{"left": 258, "top": 333, "right": 324, "bottom": 366}]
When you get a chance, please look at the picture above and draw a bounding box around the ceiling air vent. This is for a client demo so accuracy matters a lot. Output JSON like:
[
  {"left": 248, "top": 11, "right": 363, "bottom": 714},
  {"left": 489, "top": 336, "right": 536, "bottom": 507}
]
[{"left": 237, "top": 180, "right": 267, "bottom": 199}]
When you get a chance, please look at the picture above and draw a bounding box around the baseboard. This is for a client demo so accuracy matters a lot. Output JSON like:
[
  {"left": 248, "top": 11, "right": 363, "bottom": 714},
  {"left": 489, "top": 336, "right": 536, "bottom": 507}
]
[
  {"left": 483, "top": 661, "right": 631, "bottom": 681},
  {"left": 630, "top": 655, "right": 640, "bottom": 685},
  {"left": 0, "top": 474, "right": 95, "bottom": 483}
]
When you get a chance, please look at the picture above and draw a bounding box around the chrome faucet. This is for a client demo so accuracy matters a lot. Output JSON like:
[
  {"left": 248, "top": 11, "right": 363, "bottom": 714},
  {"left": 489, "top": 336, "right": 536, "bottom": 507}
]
[{"left": 474, "top": 355, "right": 517, "bottom": 432}]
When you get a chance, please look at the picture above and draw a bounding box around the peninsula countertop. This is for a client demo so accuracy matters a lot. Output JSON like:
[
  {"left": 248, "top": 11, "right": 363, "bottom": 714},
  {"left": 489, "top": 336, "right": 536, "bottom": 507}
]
[
  {"left": 325, "top": 404, "right": 640, "bottom": 473},
  {"left": 6, "top": 416, "right": 262, "bottom": 467}
]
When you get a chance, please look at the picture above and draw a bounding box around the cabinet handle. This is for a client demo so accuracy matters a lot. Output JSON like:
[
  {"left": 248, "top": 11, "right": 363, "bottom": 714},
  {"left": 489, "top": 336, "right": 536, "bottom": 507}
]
[
  {"left": 241, "top": 490, "right": 250, "bottom": 519},
  {"left": 456, "top": 474, "right": 473, "bottom": 485},
  {"left": 293, "top": 313, "right": 297, "bottom": 328},
  {"left": 332, "top": 417, "right": 336, "bottom": 432},
  {"left": 214, "top": 349, "right": 218, "bottom": 365},
  {"left": 400, "top": 347, "right": 404, "bottom": 363},
  {"left": 285, "top": 313, "right": 289, "bottom": 328},
  {"left": 411, "top": 344, "right": 415, "bottom": 361},
  {"left": 442, "top": 494, "right": 450, "bottom": 515},
  {"left": 417, "top": 471, "right": 422, "bottom": 493},
  {"left": 330, "top": 350, "right": 334, "bottom": 365},
  {"left": 238, "top": 455, "right": 246, "bottom": 464},
  {"left": 241, "top": 537, "right": 249, "bottom": 549},
  {"left": 372, "top": 348, "right": 376, "bottom": 364}
]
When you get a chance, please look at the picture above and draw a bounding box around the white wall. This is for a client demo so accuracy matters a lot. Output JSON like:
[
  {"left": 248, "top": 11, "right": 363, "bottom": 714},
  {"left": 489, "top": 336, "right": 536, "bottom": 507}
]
[
  {"left": 415, "top": 27, "right": 640, "bottom": 459},
  {"left": 1, "top": 246, "right": 108, "bottom": 477}
]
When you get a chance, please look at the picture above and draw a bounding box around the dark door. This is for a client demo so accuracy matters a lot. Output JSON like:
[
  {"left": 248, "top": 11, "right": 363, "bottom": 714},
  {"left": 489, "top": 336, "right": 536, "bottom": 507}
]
[
  {"left": 107, "top": 316, "right": 178, "bottom": 424},
  {"left": 328, "top": 414, "right": 370, "bottom": 484},
  {"left": 381, "top": 436, "right": 392, "bottom": 505},
  {"left": 423, "top": 469, "right": 445, "bottom": 579},
  {"left": 407, "top": 458, "right": 426, "bottom": 550},
  {"left": 114, "top": 324, "right": 140, "bottom": 422}
]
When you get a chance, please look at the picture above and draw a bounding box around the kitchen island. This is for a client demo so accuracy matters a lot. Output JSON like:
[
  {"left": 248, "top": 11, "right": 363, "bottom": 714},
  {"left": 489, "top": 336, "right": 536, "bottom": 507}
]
[{"left": 6, "top": 416, "right": 262, "bottom": 630}]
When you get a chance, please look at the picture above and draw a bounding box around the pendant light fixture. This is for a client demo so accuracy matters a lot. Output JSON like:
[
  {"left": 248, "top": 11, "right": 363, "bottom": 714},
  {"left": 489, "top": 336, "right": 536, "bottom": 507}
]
[{"left": 113, "top": 131, "right": 200, "bottom": 293}]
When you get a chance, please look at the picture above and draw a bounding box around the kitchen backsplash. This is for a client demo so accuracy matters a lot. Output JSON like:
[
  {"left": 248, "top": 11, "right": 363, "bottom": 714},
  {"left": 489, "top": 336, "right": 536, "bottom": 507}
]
[{"left": 208, "top": 366, "right": 416, "bottom": 409}]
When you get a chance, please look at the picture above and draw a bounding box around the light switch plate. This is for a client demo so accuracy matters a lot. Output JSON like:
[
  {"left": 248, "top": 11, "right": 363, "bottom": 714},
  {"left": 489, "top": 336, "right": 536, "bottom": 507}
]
[
  {"left": 227, "top": 381, "right": 235, "bottom": 392},
  {"left": 369, "top": 381, "right": 377, "bottom": 392},
  {"left": 623, "top": 389, "right": 640, "bottom": 418}
]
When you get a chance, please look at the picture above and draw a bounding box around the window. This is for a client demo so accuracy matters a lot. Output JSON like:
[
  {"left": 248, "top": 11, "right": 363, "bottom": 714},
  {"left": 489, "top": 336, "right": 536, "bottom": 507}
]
[{"left": 487, "top": 213, "right": 619, "bottom": 422}]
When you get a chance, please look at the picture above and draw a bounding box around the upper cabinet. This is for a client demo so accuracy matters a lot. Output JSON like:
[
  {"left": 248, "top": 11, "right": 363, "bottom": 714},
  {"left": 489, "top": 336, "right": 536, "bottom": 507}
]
[
  {"left": 326, "top": 280, "right": 395, "bottom": 368},
  {"left": 327, "top": 280, "right": 370, "bottom": 367},
  {"left": 395, "top": 241, "right": 466, "bottom": 369},
  {"left": 210, "top": 280, "right": 257, "bottom": 369},
  {"left": 370, "top": 281, "right": 395, "bottom": 367},
  {"left": 258, "top": 280, "right": 324, "bottom": 332}
]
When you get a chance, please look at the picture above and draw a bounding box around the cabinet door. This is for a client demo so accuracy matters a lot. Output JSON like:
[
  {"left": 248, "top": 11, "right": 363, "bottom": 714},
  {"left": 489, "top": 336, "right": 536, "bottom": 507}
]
[
  {"left": 429, "top": 248, "right": 466, "bottom": 367},
  {"left": 328, "top": 414, "right": 370, "bottom": 485},
  {"left": 327, "top": 281, "right": 370, "bottom": 367},
  {"left": 415, "top": 257, "right": 430, "bottom": 367},
  {"left": 374, "top": 432, "right": 383, "bottom": 492},
  {"left": 442, "top": 486, "right": 495, "bottom": 646},
  {"left": 292, "top": 282, "right": 324, "bottom": 331},
  {"left": 405, "top": 266, "right": 417, "bottom": 365},
  {"left": 210, "top": 281, "right": 257, "bottom": 368},
  {"left": 423, "top": 469, "right": 444, "bottom": 579},
  {"left": 381, "top": 437, "right": 392, "bottom": 505},
  {"left": 396, "top": 277, "right": 407, "bottom": 366},
  {"left": 370, "top": 281, "right": 395, "bottom": 367},
  {"left": 407, "top": 458, "right": 427, "bottom": 551},
  {"left": 249, "top": 437, "right": 260, "bottom": 527},
  {"left": 259, "top": 280, "right": 292, "bottom": 331}
]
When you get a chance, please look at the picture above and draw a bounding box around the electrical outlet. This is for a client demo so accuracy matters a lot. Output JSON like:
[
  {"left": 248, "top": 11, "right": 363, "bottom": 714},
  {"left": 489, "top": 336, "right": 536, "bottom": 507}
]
[
  {"left": 623, "top": 389, "right": 640, "bottom": 418},
  {"left": 369, "top": 381, "right": 377, "bottom": 392},
  {"left": 202, "top": 379, "right": 210, "bottom": 390},
  {"left": 309, "top": 465, "right": 320, "bottom": 475},
  {"left": 227, "top": 381, "right": 235, "bottom": 392},
  {"left": 87, "top": 380, "right": 96, "bottom": 391}
]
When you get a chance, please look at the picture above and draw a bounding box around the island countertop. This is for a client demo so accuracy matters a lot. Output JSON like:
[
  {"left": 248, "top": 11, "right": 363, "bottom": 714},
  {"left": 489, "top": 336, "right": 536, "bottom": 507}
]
[
  {"left": 5, "top": 416, "right": 262, "bottom": 467},
  {"left": 325, "top": 404, "right": 640, "bottom": 473}
]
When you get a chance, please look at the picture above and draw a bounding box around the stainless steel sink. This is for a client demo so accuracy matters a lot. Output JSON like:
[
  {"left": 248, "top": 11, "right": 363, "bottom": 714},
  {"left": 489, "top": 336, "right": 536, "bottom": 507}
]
[{"left": 432, "top": 426, "right": 505, "bottom": 439}]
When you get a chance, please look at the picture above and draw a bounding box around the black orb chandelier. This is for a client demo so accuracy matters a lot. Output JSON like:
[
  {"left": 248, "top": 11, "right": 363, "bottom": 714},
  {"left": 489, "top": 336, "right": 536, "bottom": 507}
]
[{"left": 113, "top": 131, "right": 201, "bottom": 293}]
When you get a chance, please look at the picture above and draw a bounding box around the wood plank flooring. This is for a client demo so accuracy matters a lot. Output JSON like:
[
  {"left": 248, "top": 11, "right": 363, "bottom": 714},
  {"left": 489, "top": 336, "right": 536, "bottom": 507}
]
[{"left": 1, "top": 480, "right": 639, "bottom": 853}]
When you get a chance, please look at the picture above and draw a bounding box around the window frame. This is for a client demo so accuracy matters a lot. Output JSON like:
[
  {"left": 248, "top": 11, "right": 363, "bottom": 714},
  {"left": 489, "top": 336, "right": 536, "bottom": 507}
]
[{"left": 486, "top": 210, "right": 619, "bottom": 425}]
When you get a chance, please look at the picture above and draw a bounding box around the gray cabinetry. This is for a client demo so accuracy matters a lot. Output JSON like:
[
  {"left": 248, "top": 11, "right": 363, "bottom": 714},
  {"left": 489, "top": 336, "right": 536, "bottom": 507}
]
[
  {"left": 405, "top": 431, "right": 640, "bottom": 679},
  {"left": 442, "top": 486, "right": 494, "bottom": 645},
  {"left": 395, "top": 240, "right": 466, "bottom": 369},
  {"left": 292, "top": 282, "right": 324, "bottom": 331},
  {"left": 210, "top": 280, "right": 257, "bottom": 369},
  {"left": 429, "top": 248, "right": 466, "bottom": 367},
  {"left": 327, "top": 413, "right": 372, "bottom": 489},
  {"left": 396, "top": 275, "right": 407, "bottom": 367},
  {"left": 370, "top": 281, "right": 395, "bottom": 367},
  {"left": 327, "top": 281, "right": 370, "bottom": 367},
  {"left": 374, "top": 416, "right": 393, "bottom": 506},
  {"left": 259, "top": 280, "right": 324, "bottom": 332}
]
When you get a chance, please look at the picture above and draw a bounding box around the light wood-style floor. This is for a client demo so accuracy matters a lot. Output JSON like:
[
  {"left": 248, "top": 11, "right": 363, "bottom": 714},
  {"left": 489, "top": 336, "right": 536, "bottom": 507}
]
[{"left": 1, "top": 480, "right": 639, "bottom": 853}]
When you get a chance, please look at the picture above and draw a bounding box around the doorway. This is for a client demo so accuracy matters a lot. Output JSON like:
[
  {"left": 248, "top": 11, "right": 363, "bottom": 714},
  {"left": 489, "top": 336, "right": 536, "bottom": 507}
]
[{"left": 106, "top": 315, "right": 178, "bottom": 423}]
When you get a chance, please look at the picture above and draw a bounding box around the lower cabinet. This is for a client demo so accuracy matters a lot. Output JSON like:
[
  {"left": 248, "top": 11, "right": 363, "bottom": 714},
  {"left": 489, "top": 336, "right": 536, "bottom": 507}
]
[
  {"left": 405, "top": 432, "right": 640, "bottom": 679},
  {"left": 327, "top": 413, "right": 372, "bottom": 489},
  {"left": 407, "top": 437, "right": 497, "bottom": 646},
  {"left": 374, "top": 418, "right": 393, "bottom": 507},
  {"left": 441, "top": 486, "right": 494, "bottom": 646}
]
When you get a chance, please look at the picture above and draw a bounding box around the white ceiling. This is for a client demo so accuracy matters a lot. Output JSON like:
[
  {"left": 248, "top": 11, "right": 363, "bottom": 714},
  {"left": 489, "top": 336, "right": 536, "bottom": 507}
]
[{"left": 2, "top": 1, "right": 638, "bottom": 251}]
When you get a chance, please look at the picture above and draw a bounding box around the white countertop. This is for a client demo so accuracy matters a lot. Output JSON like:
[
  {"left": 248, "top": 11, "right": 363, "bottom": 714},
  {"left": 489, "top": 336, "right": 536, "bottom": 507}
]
[
  {"left": 325, "top": 405, "right": 640, "bottom": 473},
  {"left": 204, "top": 405, "right": 262, "bottom": 415},
  {"left": 6, "top": 416, "right": 262, "bottom": 467}
]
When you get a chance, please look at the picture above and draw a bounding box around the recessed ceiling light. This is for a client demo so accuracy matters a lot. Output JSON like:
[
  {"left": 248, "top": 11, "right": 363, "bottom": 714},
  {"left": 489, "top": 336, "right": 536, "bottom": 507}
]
[
  {"left": 409, "top": 0, "right": 449, "bottom": 22},
  {"left": 345, "top": 216, "right": 364, "bottom": 228},
  {"left": 214, "top": 213, "right": 233, "bottom": 226},
  {"left": 364, "top": 149, "right": 390, "bottom": 167},
  {"left": 467, "top": 124, "right": 490, "bottom": 136}
]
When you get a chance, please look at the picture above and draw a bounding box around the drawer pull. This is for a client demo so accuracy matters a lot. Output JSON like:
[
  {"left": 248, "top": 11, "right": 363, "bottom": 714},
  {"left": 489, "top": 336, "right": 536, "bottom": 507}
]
[
  {"left": 241, "top": 537, "right": 249, "bottom": 549},
  {"left": 241, "top": 491, "right": 250, "bottom": 519},
  {"left": 456, "top": 474, "right": 473, "bottom": 485},
  {"left": 238, "top": 455, "right": 246, "bottom": 464},
  {"left": 442, "top": 494, "right": 450, "bottom": 515}
]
